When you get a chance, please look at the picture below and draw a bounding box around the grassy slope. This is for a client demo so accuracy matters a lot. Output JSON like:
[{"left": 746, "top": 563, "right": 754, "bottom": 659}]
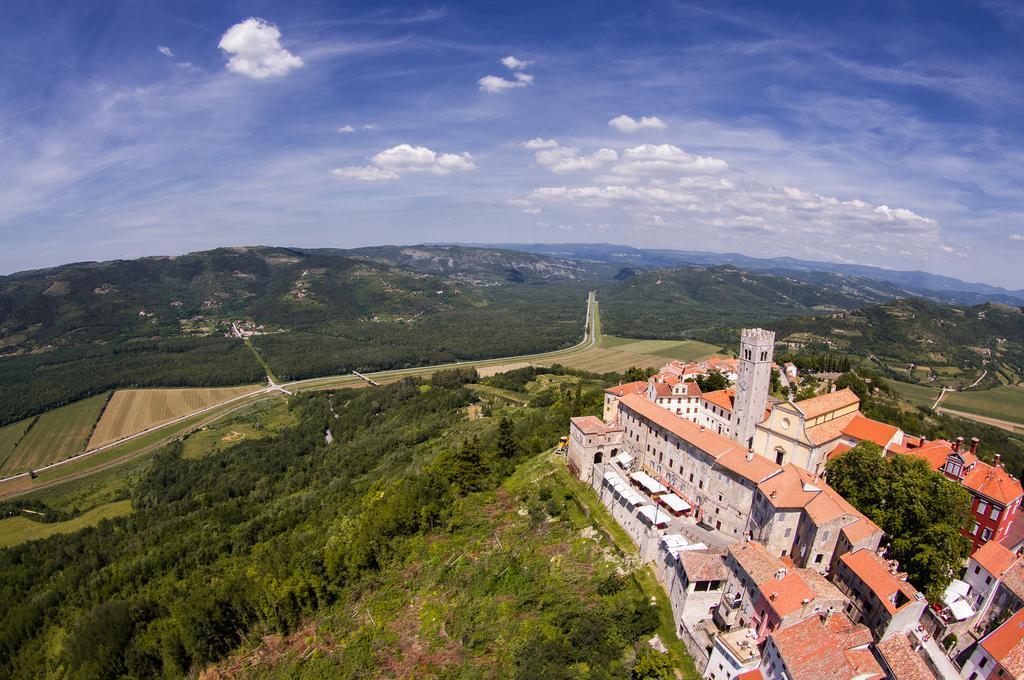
[
  {"left": 600, "top": 336, "right": 722, "bottom": 361},
  {"left": 941, "top": 386, "right": 1024, "bottom": 426},
  {"left": 0, "top": 420, "right": 35, "bottom": 472},
  {"left": 0, "top": 500, "right": 132, "bottom": 549},
  {"left": 888, "top": 380, "right": 941, "bottom": 409},
  {"left": 1, "top": 393, "right": 109, "bottom": 475}
]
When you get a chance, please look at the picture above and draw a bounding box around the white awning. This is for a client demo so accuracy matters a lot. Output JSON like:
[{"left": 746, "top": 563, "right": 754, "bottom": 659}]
[
  {"left": 678, "top": 542, "right": 708, "bottom": 551},
  {"left": 943, "top": 579, "right": 971, "bottom": 604},
  {"left": 630, "top": 471, "right": 668, "bottom": 495},
  {"left": 615, "top": 453, "right": 634, "bottom": 469},
  {"left": 638, "top": 504, "right": 670, "bottom": 527},
  {"left": 947, "top": 600, "right": 975, "bottom": 621},
  {"left": 660, "top": 493, "right": 691, "bottom": 513},
  {"left": 661, "top": 534, "right": 689, "bottom": 553}
]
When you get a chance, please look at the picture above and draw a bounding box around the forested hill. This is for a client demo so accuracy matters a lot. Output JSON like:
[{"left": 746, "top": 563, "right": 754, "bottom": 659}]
[
  {"left": 595, "top": 265, "right": 915, "bottom": 337},
  {"left": 0, "top": 369, "right": 690, "bottom": 679}
]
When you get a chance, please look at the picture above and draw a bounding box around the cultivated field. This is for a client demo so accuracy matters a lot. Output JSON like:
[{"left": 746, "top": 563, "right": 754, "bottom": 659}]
[
  {"left": 0, "top": 499, "right": 133, "bottom": 549},
  {"left": 0, "top": 393, "right": 109, "bottom": 475},
  {"left": 599, "top": 336, "right": 722, "bottom": 362},
  {"left": 88, "top": 385, "right": 261, "bottom": 448},
  {"left": 551, "top": 347, "right": 664, "bottom": 374},
  {"left": 940, "top": 386, "right": 1024, "bottom": 427},
  {"left": 888, "top": 380, "right": 941, "bottom": 409},
  {"left": 0, "top": 419, "right": 35, "bottom": 472}
]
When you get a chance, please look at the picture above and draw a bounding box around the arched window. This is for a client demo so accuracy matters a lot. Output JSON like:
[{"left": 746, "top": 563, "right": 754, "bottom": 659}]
[{"left": 594, "top": 450, "right": 604, "bottom": 464}]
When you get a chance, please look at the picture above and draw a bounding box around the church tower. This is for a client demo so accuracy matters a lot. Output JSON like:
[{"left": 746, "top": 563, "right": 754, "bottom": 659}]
[{"left": 733, "top": 328, "right": 775, "bottom": 449}]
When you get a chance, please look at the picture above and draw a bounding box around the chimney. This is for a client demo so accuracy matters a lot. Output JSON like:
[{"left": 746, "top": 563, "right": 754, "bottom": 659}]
[
  {"left": 995, "top": 453, "right": 1002, "bottom": 468},
  {"left": 801, "top": 598, "right": 811, "bottom": 605},
  {"left": 776, "top": 567, "right": 787, "bottom": 580},
  {"left": 970, "top": 437, "right": 980, "bottom": 455},
  {"left": 953, "top": 436, "right": 964, "bottom": 453},
  {"left": 770, "top": 592, "right": 778, "bottom": 601},
  {"left": 821, "top": 606, "right": 834, "bottom": 623},
  {"left": 747, "top": 448, "right": 755, "bottom": 462}
]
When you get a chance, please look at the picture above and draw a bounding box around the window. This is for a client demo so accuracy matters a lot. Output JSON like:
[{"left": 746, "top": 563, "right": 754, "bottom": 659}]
[
  {"left": 689, "top": 473, "right": 694, "bottom": 483},
  {"left": 784, "top": 527, "right": 792, "bottom": 537},
  {"left": 986, "top": 575, "right": 992, "bottom": 585},
  {"left": 971, "top": 522, "right": 980, "bottom": 535},
  {"left": 978, "top": 500, "right": 989, "bottom": 516},
  {"left": 822, "top": 530, "right": 830, "bottom": 542},
  {"left": 990, "top": 506, "right": 1001, "bottom": 521},
  {"left": 975, "top": 565, "right": 981, "bottom": 574},
  {"left": 982, "top": 528, "right": 993, "bottom": 541},
  {"left": 980, "top": 657, "right": 988, "bottom": 668},
  {"left": 814, "top": 554, "right": 824, "bottom": 564}
]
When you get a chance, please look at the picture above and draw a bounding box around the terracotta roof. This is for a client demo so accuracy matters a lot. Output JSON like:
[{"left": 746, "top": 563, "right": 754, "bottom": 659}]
[
  {"left": 899, "top": 440, "right": 953, "bottom": 470},
  {"left": 980, "top": 608, "right": 1024, "bottom": 678},
  {"left": 569, "top": 416, "right": 620, "bottom": 436},
  {"left": 839, "top": 549, "right": 920, "bottom": 615},
  {"left": 759, "top": 571, "right": 817, "bottom": 618},
  {"left": 703, "top": 388, "right": 735, "bottom": 412},
  {"left": 618, "top": 393, "right": 743, "bottom": 460},
  {"left": 827, "top": 443, "right": 853, "bottom": 461},
  {"left": 678, "top": 549, "right": 728, "bottom": 583},
  {"left": 714, "top": 448, "right": 783, "bottom": 484},
  {"left": 729, "top": 541, "right": 785, "bottom": 586},
  {"left": 798, "top": 568, "right": 849, "bottom": 606},
  {"left": 971, "top": 539, "right": 1017, "bottom": 578},
  {"left": 841, "top": 414, "right": 900, "bottom": 448},
  {"left": 1000, "top": 517, "right": 1024, "bottom": 552},
  {"left": 805, "top": 410, "right": 860, "bottom": 446},
  {"left": 605, "top": 380, "right": 647, "bottom": 397},
  {"left": 674, "top": 381, "right": 701, "bottom": 396},
  {"left": 651, "top": 382, "right": 673, "bottom": 398},
  {"left": 842, "top": 519, "right": 883, "bottom": 546},
  {"left": 962, "top": 461, "right": 1024, "bottom": 506},
  {"left": 794, "top": 388, "right": 860, "bottom": 420},
  {"left": 769, "top": 612, "right": 882, "bottom": 680},
  {"left": 758, "top": 465, "right": 878, "bottom": 532},
  {"left": 1000, "top": 559, "right": 1024, "bottom": 601},
  {"left": 737, "top": 670, "right": 764, "bottom": 680},
  {"left": 875, "top": 633, "right": 936, "bottom": 680}
]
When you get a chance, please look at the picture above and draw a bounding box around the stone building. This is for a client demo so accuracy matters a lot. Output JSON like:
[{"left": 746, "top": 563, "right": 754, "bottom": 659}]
[
  {"left": 832, "top": 548, "right": 926, "bottom": 641},
  {"left": 566, "top": 415, "right": 623, "bottom": 485}
]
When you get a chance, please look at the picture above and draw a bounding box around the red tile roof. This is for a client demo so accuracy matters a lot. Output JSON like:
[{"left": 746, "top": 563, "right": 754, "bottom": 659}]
[
  {"left": 618, "top": 393, "right": 743, "bottom": 459},
  {"left": 839, "top": 549, "right": 920, "bottom": 615},
  {"left": 759, "top": 569, "right": 847, "bottom": 619},
  {"left": 971, "top": 539, "right": 1017, "bottom": 578},
  {"left": 651, "top": 382, "right": 673, "bottom": 398},
  {"left": 703, "top": 388, "right": 735, "bottom": 412},
  {"left": 841, "top": 414, "right": 900, "bottom": 448},
  {"left": 1000, "top": 517, "right": 1024, "bottom": 552},
  {"left": 736, "top": 670, "right": 764, "bottom": 680},
  {"left": 794, "top": 388, "right": 860, "bottom": 420},
  {"left": 769, "top": 612, "right": 883, "bottom": 680},
  {"left": 678, "top": 549, "right": 728, "bottom": 583},
  {"left": 729, "top": 541, "right": 785, "bottom": 586},
  {"left": 714, "top": 448, "right": 783, "bottom": 484},
  {"left": 875, "top": 633, "right": 936, "bottom": 680},
  {"left": 827, "top": 443, "right": 853, "bottom": 461},
  {"left": 980, "top": 608, "right": 1024, "bottom": 678},
  {"left": 605, "top": 380, "right": 647, "bottom": 397},
  {"left": 898, "top": 440, "right": 953, "bottom": 470},
  {"left": 806, "top": 410, "right": 860, "bottom": 446},
  {"left": 962, "top": 461, "right": 1024, "bottom": 506},
  {"left": 569, "top": 416, "right": 620, "bottom": 436}
]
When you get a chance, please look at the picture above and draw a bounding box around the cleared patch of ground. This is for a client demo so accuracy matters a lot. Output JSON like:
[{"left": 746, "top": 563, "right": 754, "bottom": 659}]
[{"left": 0, "top": 499, "right": 133, "bottom": 549}]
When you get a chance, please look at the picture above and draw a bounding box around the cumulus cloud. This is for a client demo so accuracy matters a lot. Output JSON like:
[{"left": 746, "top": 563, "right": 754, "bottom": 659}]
[
  {"left": 524, "top": 138, "right": 558, "bottom": 150},
  {"left": 608, "top": 115, "right": 667, "bottom": 132},
  {"left": 532, "top": 143, "right": 618, "bottom": 173},
  {"left": 501, "top": 55, "right": 533, "bottom": 70},
  {"left": 332, "top": 144, "right": 476, "bottom": 181},
  {"left": 479, "top": 72, "right": 534, "bottom": 94},
  {"left": 362, "top": 123, "right": 377, "bottom": 130},
  {"left": 1011, "top": 233, "right": 1024, "bottom": 241},
  {"left": 337, "top": 125, "right": 355, "bottom": 133},
  {"left": 219, "top": 18, "right": 303, "bottom": 79},
  {"left": 157, "top": 46, "right": 175, "bottom": 59},
  {"left": 479, "top": 56, "right": 535, "bottom": 93},
  {"left": 601, "top": 144, "right": 728, "bottom": 180}
]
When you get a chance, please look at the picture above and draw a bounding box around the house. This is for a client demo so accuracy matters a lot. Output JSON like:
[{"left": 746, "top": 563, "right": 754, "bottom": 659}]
[
  {"left": 759, "top": 610, "right": 884, "bottom": 680},
  {"left": 659, "top": 542, "right": 729, "bottom": 634},
  {"left": 960, "top": 540, "right": 1020, "bottom": 627},
  {"left": 603, "top": 380, "right": 648, "bottom": 421},
  {"left": 899, "top": 437, "right": 1024, "bottom": 551},
  {"left": 832, "top": 549, "right": 926, "bottom": 641},
  {"left": 716, "top": 541, "right": 788, "bottom": 631},
  {"left": 746, "top": 464, "right": 884, "bottom": 570},
  {"left": 566, "top": 416, "right": 623, "bottom": 484},
  {"left": 750, "top": 566, "right": 850, "bottom": 643},
  {"left": 705, "top": 628, "right": 761, "bottom": 680},
  {"left": 873, "top": 633, "right": 938, "bottom": 680},
  {"left": 959, "top": 608, "right": 1024, "bottom": 680}
]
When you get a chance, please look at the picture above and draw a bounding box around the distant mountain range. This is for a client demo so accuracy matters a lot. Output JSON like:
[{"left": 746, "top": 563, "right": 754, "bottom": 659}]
[{"left": 469, "top": 242, "right": 1024, "bottom": 305}]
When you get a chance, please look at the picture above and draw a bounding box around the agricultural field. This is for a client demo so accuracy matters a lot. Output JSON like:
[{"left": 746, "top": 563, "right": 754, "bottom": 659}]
[
  {"left": 88, "top": 385, "right": 261, "bottom": 448},
  {"left": 0, "top": 499, "right": 133, "bottom": 549},
  {"left": 551, "top": 346, "right": 665, "bottom": 374},
  {"left": 599, "top": 335, "right": 723, "bottom": 361},
  {"left": 940, "top": 387, "right": 1024, "bottom": 427},
  {"left": 0, "top": 393, "right": 109, "bottom": 476},
  {"left": 889, "top": 380, "right": 941, "bottom": 409},
  {"left": 0, "top": 419, "right": 35, "bottom": 472},
  {"left": 180, "top": 398, "right": 297, "bottom": 459}
]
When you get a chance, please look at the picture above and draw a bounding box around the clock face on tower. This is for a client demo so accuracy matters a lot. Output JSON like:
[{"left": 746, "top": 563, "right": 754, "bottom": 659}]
[{"left": 739, "top": 378, "right": 749, "bottom": 391}]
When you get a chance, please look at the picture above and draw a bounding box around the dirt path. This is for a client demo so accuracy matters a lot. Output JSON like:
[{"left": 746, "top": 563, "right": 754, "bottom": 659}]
[{"left": 936, "top": 407, "right": 1024, "bottom": 435}]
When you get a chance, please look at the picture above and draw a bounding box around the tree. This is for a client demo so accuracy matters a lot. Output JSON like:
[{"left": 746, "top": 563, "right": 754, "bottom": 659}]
[
  {"left": 835, "top": 372, "right": 869, "bottom": 403},
  {"left": 826, "top": 441, "right": 972, "bottom": 598},
  {"left": 696, "top": 370, "right": 729, "bottom": 392},
  {"left": 497, "top": 416, "right": 517, "bottom": 459},
  {"left": 622, "top": 366, "right": 650, "bottom": 383},
  {"left": 632, "top": 645, "right": 674, "bottom": 680},
  {"left": 435, "top": 436, "right": 487, "bottom": 495}
]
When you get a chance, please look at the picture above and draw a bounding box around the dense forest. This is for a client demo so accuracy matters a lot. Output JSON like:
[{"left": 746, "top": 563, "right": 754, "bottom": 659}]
[{"left": 0, "top": 368, "right": 684, "bottom": 679}]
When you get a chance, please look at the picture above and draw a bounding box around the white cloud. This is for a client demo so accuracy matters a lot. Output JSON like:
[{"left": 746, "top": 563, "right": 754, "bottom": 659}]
[
  {"left": 501, "top": 55, "right": 533, "bottom": 70},
  {"left": 524, "top": 138, "right": 558, "bottom": 149},
  {"left": 1011, "top": 233, "right": 1024, "bottom": 241},
  {"left": 522, "top": 207, "right": 542, "bottom": 214},
  {"left": 608, "top": 115, "right": 667, "bottom": 133},
  {"left": 533, "top": 143, "right": 618, "bottom": 173},
  {"left": 157, "top": 46, "right": 175, "bottom": 59},
  {"left": 873, "top": 204, "right": 936, "bottom": 225},
  {"left": 337, "top": 125, "right": 355, "bottom": 133},
  {"left": 218, "top": 18, "right": 303, "bottom": 80},
  {"left": 600, "top": 144, "right": 728, "bottom": 180},
  {"left": 332, "top": 144, "right": 476, "bottom": 181},
  {"left": 362, "top": 123, "right": 377, "bottom": 130},
  {"left": 479, "top": 72, "right": 534, "bottom": 94}
]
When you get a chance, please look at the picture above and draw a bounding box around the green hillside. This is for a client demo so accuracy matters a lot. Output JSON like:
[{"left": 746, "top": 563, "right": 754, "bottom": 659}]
[{"left": 0, "top": 370, "right": 695, "bottom": 679}]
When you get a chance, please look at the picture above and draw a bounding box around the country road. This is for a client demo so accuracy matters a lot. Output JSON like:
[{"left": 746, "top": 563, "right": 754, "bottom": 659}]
[{"left": 0, "top": 293, "right": 598, "bottom": 495}]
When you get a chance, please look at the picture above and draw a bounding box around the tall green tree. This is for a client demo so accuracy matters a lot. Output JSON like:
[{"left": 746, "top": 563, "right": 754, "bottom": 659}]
[
  {"left": 497, "top": 416, "right": 517, "bottom": 459},
  {"left": 826, "top": 442, "right": 972, "bottom": 598}
]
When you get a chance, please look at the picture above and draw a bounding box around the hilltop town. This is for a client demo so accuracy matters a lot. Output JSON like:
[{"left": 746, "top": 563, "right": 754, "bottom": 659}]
[{"left": 568, "top": 329, "right": 1024, "bottom": 680}]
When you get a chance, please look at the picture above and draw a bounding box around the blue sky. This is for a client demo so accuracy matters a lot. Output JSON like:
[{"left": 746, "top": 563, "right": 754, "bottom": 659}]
[{"left": 2, "top": 1, "right": 1023, "bottom": 287}]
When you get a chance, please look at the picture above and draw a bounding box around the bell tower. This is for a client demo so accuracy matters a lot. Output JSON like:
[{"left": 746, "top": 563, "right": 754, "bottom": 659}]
[{"left": 734, "top": 328, "right": 775, "bottom": 448}]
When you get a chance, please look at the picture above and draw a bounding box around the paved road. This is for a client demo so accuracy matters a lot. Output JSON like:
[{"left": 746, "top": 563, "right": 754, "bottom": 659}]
[{"left": 0, "top": 293, "right": 598, "bottom": 491}]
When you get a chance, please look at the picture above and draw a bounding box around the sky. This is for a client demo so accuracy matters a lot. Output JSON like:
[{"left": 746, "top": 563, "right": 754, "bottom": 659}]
[{"left": 2, "top": 1, "right": 1023, "bottom": 288}]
